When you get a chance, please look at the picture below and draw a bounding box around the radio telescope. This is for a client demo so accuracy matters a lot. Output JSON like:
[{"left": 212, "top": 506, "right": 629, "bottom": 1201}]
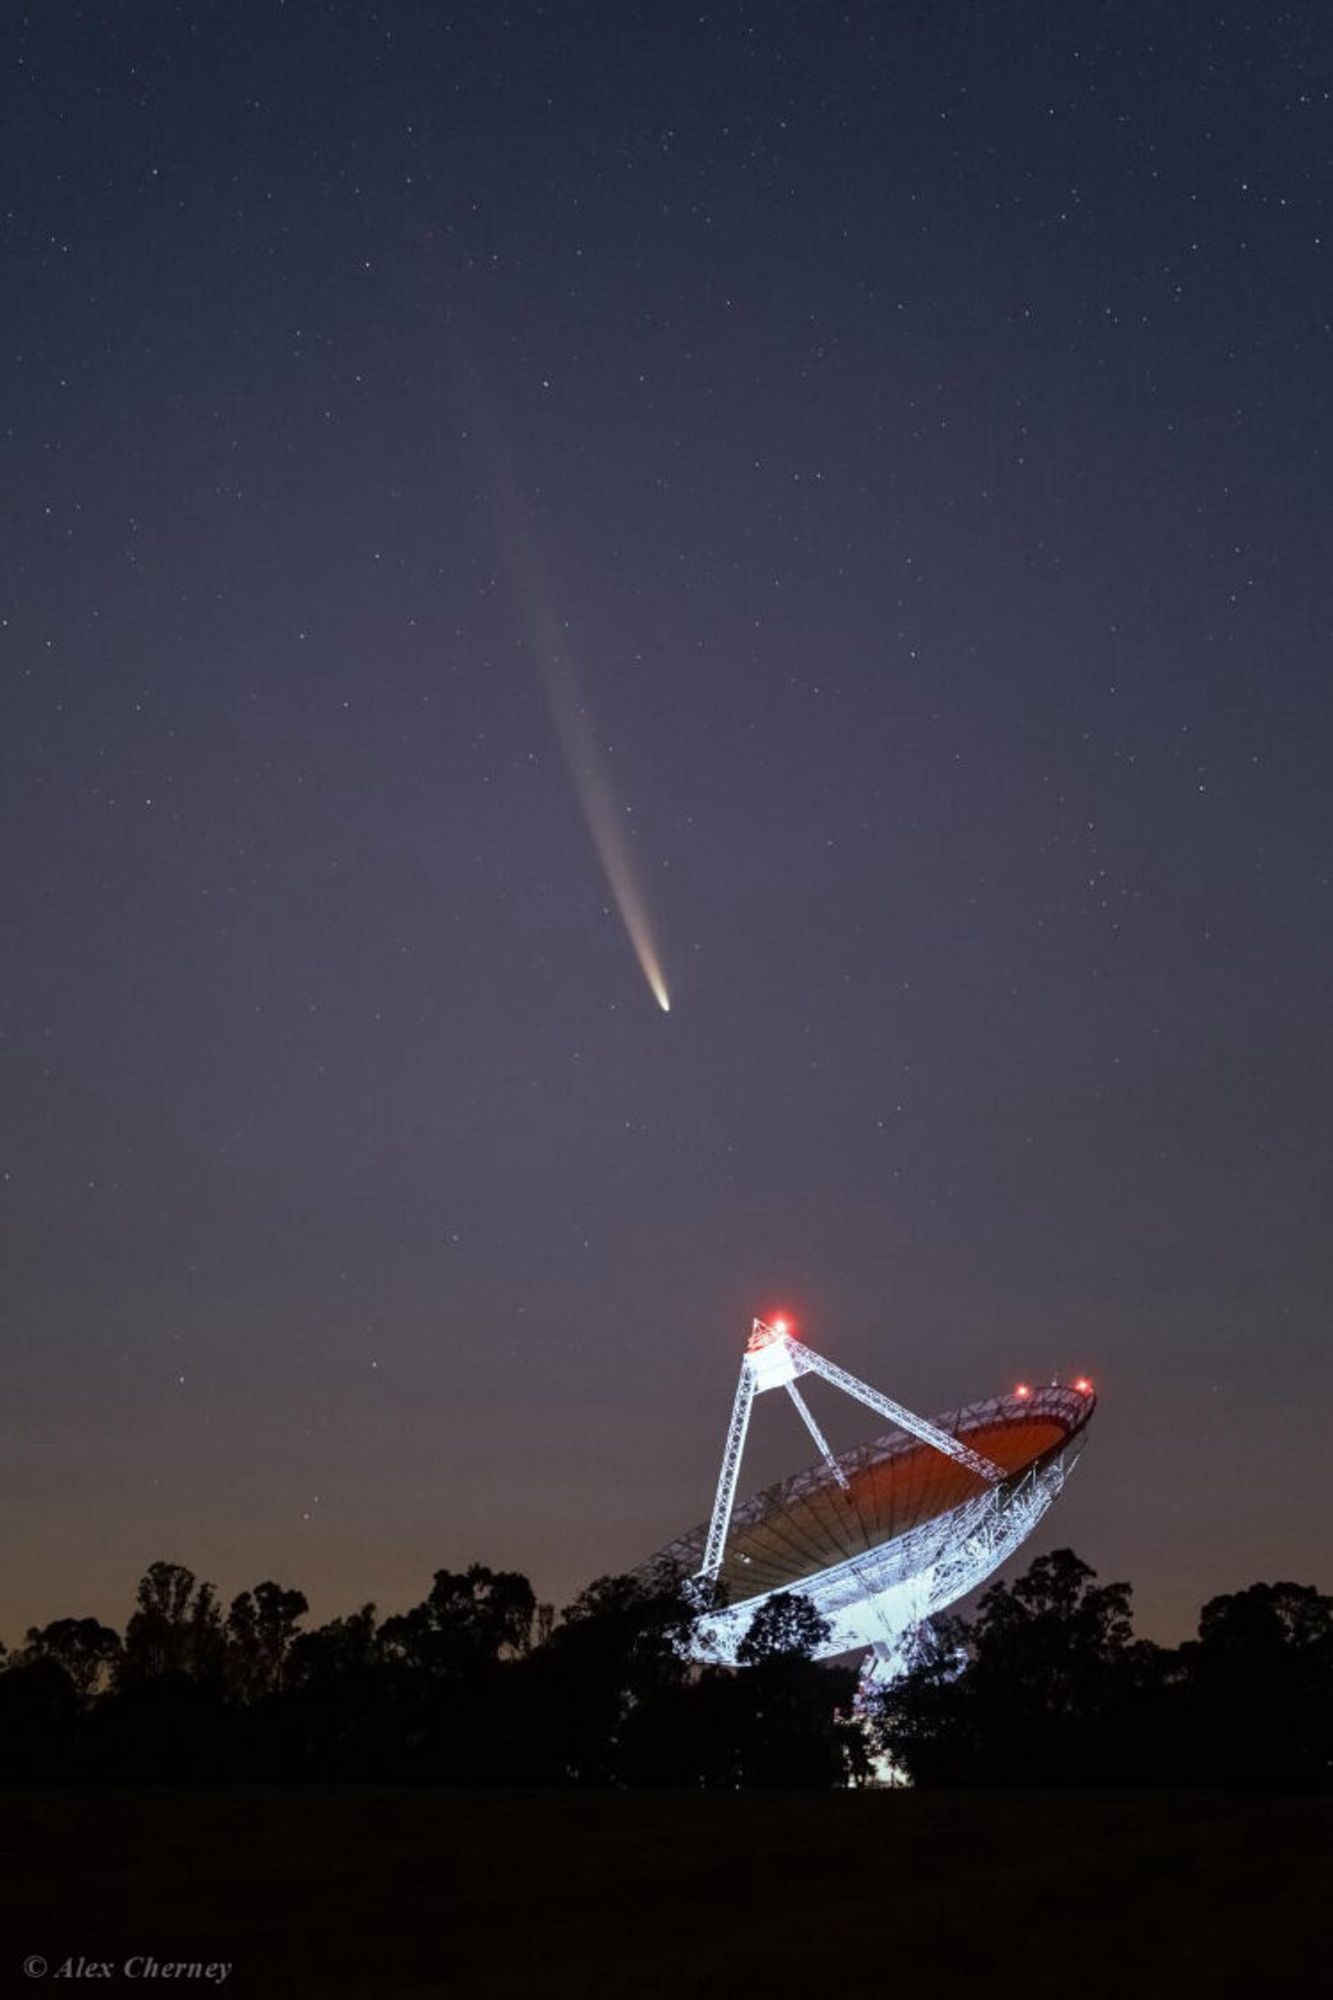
[{"left": 645, "top": 1316, "right": 1095, "bottom": 1683}]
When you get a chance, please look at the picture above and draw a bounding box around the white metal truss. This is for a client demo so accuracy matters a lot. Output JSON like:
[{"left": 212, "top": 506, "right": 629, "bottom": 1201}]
[
  {"left": 786, "top": 1381, "right": 849, "bottom": 1491},
  {"left": 698, "top": 1364, "right": 757, "bottom": 1580},
  {"left": 695, "top": 1319, "right": 1004, "bottom": 1585},
  {"left": 786, "top": 1339, "right": 1003, "bottom": 1487}
]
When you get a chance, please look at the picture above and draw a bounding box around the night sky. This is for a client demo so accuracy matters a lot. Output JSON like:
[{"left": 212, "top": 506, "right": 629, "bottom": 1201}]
[{"left": 6, "top": 3, "right": 1331, "bottom": 1647}]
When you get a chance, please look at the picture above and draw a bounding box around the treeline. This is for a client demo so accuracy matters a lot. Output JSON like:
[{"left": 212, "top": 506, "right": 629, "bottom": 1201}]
[
  {"left": 0, "top": 1563, "right": 862, "bottom": 1786},
  {"left": 2, "top": 1550, "right": 1329, "bottom": 1788},
  {"left": 878, "top": 1550, "right": 1333, "bottom": 1789}
]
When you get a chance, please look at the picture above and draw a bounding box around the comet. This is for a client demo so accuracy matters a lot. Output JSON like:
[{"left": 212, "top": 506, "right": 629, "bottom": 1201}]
[
  {"left": 456, "top": 358, "right": 671, "bottom": 1013},
  {"left": 512, "top": 554, "right": 671, "bottom": 1012},
  {"left": 537, "top": 642, "right": 672, "bottom": 1013}
]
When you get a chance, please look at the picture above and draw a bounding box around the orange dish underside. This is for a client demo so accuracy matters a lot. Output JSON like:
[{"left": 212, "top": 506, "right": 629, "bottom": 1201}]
[{"left": 693, "top": 1399, "right": 1086, "bottom": 1600}]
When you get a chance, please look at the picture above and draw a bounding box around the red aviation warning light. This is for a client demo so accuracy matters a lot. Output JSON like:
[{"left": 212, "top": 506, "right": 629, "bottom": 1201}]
[
  {"left": 747, "top": 1314, "right": 794, "bottom": 1352},
  {"left": 1074, "top": 1377, "right": 1093, "bottom": 1395},
  {"left": 1014, "top": 1383, "right": 1032, "bottom": 1401},
  {"left": 746, "top": 1314, "right": 800, "bottom": 1390}
]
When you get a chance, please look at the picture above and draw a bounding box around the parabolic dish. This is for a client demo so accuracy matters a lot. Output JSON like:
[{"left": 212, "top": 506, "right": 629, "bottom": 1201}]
[{"left": 644, "top": 1378, "right": 1095, "bottom": 1671}]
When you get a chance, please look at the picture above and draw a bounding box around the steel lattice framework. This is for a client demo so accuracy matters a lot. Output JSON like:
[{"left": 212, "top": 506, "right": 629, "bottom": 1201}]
[{"left": 645, "top": 1318, "right": 1095, "bottom": 1684}]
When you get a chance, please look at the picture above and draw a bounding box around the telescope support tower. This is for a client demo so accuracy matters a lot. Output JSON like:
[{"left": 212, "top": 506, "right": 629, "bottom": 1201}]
[{"left": 697, "top": 1319, "right": 1005, "bottom": 1586}]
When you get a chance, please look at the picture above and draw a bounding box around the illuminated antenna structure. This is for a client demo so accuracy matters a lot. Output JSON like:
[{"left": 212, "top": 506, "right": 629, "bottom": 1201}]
[{"left": 644, "top": 1315, "right": 1096, "bottom": 1685}]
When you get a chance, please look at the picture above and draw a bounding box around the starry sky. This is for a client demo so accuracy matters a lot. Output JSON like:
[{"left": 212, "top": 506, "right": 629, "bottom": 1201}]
[{"left": 5, "top": 2, "right": 1331, "bottom": 1646}]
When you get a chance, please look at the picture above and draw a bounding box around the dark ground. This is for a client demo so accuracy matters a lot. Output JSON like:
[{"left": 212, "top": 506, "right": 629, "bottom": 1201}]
[{"left": 3, "top": 1789, "right": 1329, "bottom": 1998}]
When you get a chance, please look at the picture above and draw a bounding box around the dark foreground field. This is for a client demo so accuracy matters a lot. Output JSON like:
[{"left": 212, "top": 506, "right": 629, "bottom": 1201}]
[{"left": 3, "top": 1789, "right": 1329, "bottom": 1998}]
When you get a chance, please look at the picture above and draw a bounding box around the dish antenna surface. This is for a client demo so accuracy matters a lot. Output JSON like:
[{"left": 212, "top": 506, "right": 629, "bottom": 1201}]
[{"left": 645, "top": 1316, "right": 1096, "bottom": 1683}]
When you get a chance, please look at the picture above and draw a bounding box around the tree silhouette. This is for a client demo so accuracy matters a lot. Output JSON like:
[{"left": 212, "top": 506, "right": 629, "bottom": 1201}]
[
  {"left": 278, "top": 1606, "right": 388, "bottom": 1781},
  {"left": 289, "top": 1604, "right": 380, "bottom": 1684},
  {"left": 1181, "top": 1581, "right": 1333, "bottom": 1787},
  {"left": 521, "top": 1568, "right": 697, "bottom": 1783},
  {"left": 737, "top": 1590, "right": 831, "bottom": 1665},
  {"left": 378, "top": 1565, "right": 535, "bottom": 1679},
  {"left": 878, "top": 1549, "right": 1162, "bottom": 1785},
  {"left": 0, "top": 1656, "right": 80, "bottom": 1780},
  {"left": 365, "top": 1566, "right": 539, "bottom": 1782},
  {"left": 226, "top": 1582, "right": 309, "bottom": 1702},
  {"left": 91, "top": 1563, "right": 233, "bottom": 1779},
  {"left": 120, "top": 1562, "right": 225, "bottom": 1685},
  {"left": 20, "top": 1618, "right": 122, "bottom": 1703},
  {"left": 732, "top": 1591, "right": 856, "bottom": 1786}
]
